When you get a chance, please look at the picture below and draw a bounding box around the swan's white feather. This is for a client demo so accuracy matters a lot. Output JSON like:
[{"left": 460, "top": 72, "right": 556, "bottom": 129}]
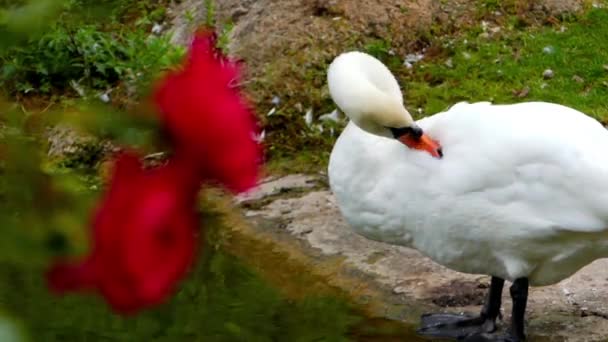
[{"left": 328, "top": 54, "right": 608, "bottom": 286}]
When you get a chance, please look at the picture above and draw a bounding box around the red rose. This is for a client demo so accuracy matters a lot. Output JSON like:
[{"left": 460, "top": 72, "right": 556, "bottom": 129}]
[
  {"left": 47, "top": 152, "right": 199, "bottom": 313},
  {"left": 154, "top": 30, "right": 261, "bottom": 194}
]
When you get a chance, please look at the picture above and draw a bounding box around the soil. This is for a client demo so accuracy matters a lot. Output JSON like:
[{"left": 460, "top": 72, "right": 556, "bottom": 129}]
[
  {"left": 166, "top": 0, "right": 586, "bottom": 158},
  {"left": 171, "top": 0, "right": 584, "bottom": 76}
]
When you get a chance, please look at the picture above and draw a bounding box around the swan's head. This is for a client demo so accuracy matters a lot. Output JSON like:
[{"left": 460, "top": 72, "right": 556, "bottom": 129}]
[{"left": 327, "top": 51, "right": 442, "bottom": 158}]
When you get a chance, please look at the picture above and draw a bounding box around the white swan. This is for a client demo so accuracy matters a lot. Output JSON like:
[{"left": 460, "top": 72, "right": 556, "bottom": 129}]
[{"left": 327, "top": 51, "right": 608, "bottom": 342}]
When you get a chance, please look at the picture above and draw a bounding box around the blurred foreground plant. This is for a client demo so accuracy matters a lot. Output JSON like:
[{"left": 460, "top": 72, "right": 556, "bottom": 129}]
[
  {"left": 45, "top": 30, "right": 261, "bottom": 314},
  {"left": 0, "top": 0, "right": 184, "bottom": 99}
]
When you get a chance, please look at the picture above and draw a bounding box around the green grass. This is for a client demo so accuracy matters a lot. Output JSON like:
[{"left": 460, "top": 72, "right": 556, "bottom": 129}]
[
  {"left": 0, "top": 0, "right": 184, "bottom": 100},
  {"left": 255, "top": 7, "right": 608, "bottom": 167},
  {"left": 403, "top": 8, "right": 608, "bottom": 122}
]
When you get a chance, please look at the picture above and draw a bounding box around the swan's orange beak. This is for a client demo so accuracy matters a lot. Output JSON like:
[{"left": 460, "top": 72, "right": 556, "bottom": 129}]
[{"left": 398, "top": 133, "right": 443, "bottom": 159}]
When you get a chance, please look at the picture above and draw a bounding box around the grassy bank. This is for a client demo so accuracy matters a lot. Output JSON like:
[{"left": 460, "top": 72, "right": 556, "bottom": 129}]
[{"left": 264, "top": 5, "right": 608, "bottom": 172}]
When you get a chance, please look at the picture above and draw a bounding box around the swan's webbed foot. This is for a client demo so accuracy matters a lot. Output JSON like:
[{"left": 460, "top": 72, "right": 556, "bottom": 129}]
[
  {"left": 417, "top": 276, "right": 505, "bottom": 340},
  {"left": 417, "top": 313, "right": 498, "bottom": 339},
  {"left": 418, "top": 277, "right": 529, "bottom": 342},
  {"left": 463, "top": 331, "right": 522, "bottom": 342}
]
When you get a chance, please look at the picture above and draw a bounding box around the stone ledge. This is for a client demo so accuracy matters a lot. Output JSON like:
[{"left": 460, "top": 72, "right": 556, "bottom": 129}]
[{"left": 240, "top": 176, "right": 608, "bottom": 341}]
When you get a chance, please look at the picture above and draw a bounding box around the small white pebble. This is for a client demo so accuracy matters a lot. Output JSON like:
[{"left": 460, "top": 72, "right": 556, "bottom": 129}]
[
  {"left": 393, "top": 286, "right": 408, "bottom": 295},
  {"left": 271, "top": 96, "right": 281, "bottom": 105},
  {"left": 99, "top": 93, "right": 110, "bottom": 103},
  {"left": 254, "top": 130, "right": 265, "bottom": 143},
  {"left": 403, "top": 53, "right": 424, "bottom": 68},
  {"left": 543, "top": 69, "right": 554, "bottom": 79},
  {"left": 151, "top": 23, "right": 163, "bottom": 35},
  {"left": 542, "top": 45, "right": 555, "bottom": 54},
  {"left": 244, "top": 211, "right": 258, "bottom": 217},
  {"left": 304, "top": 108, "right": 313, "bottom": 127},
  {"left": 319, "top": 109, "right": 341, "bottom": 123}
]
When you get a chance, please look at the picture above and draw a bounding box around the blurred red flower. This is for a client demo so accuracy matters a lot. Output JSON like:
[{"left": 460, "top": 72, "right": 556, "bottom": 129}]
[
  {"left": 47, "top": 152, "right": 199, "bottom": 313},
  {"left": 154, "top": 30, "right": 261, "bottom": 193},
  {"left": 47, "top": 28, "right": 262, "bottom": 314}
]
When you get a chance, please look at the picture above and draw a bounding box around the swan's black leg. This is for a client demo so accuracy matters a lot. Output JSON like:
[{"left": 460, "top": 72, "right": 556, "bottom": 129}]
[
  {"left": 509, "top": 278, "right": 528, "bottom": 341},
  {"left": 417, "top": 276, "right": 505, "bottom": 339},
  {"left": 464, "top": 277, "right": 529, "bottom": 342}
]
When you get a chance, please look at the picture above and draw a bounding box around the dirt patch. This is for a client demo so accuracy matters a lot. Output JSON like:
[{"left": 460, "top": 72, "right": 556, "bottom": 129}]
[
  {"left": 429, "top": 279, "right": 489, "bottom": 307},
  {"left": 167, "top": 0, "right": 586, "bottom": 159}
]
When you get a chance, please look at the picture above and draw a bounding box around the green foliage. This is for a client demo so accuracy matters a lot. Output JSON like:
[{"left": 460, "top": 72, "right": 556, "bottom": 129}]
[
  {"left": 0, "top": 0, "right": 67, "bottom": 49},
  {"left": 0, "top": 105, "right": 97, "bottom": 267},
  {"left": 205, "top": 0, "right": 216, "bottom": 27},
  {"left": 0, "top": 0, "right": 184, "bottom": 98},
  {"left": 0, "top": 311, "right": 27, "bottom": 342}
]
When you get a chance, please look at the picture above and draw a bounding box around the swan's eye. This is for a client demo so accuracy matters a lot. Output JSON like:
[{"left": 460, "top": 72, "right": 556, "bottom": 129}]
[{"left": 389, "top": 125, "right": 423, "bottom": 140}]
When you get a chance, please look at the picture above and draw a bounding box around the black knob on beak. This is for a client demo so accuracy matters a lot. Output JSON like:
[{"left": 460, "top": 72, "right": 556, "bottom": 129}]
[{"left": 390, "top": 125, "right": 423, "bottom": 140}]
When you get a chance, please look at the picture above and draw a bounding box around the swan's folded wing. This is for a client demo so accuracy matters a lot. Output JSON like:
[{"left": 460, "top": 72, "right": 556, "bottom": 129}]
[{"left": 428, "top": 101, "right": 608, "bottom": 234}]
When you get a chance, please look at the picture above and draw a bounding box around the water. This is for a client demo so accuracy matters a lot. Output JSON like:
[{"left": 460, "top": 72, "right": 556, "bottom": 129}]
[{"left": 0, "top": 205, "right": 424, "bottom": 341}]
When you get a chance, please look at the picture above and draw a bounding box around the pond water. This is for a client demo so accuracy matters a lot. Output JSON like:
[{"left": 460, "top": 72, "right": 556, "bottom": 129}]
[{"left": 0, "top": 206, "right": 425, "bottom": 341}]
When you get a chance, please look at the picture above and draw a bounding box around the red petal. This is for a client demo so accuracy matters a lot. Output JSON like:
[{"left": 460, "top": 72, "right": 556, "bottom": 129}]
[{"left": 153, "top": 30, "right": 261, "bottom": 194}]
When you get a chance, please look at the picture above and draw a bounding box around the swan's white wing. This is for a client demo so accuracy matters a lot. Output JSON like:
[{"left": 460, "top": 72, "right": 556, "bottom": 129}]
[{"left": 423, "top": 101, "right": 608, "bottom": 234}]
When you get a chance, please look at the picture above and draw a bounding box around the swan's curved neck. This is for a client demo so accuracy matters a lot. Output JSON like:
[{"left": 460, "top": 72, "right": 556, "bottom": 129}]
[{"left": 327, "top": 51, "right": 414, "bottom": 137}]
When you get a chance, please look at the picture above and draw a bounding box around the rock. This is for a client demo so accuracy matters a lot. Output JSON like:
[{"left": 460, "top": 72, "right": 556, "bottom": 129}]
[
  {"left": 235, "top": 174, "right": 319, "bottom": 204},
  {"left": 238, "top": 175, "right": 608, "bottom": 340},
  {"left": 393, "top": 286, "right": 408, "bottom": 295},
  {"left": 543, "top": 69, "right": 555, "bottom": 79},
  {"left": 513, "top": 86, "right": 530, "bottom": 98},
  {"left": 539, "top": 0, "right": 582, "bottom": 15},
  {"left": 46, "top": 125, "right": 116, "bottom": 168},
  {"left": 230, "top": 6, "right": 249, "bottom": 21}
]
